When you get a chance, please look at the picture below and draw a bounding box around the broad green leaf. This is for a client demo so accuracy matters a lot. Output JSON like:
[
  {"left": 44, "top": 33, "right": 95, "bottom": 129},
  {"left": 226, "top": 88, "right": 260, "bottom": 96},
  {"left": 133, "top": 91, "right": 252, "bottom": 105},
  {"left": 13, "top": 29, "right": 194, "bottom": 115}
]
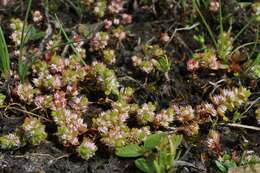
[
  {"left": 224, "top": 161, "right": 237, "bottom": 170},
  {"left": 135, "top": 158, "right": 154, "bottom": 173},
  {"left": 116, "top": 144, "right": 144, "bottom": 157},
  {"left": 215, "top": 160, "right": 227, "bottom": 172},
  {"left": 144, "top": 133, "right": 165, "bottom": 150}
]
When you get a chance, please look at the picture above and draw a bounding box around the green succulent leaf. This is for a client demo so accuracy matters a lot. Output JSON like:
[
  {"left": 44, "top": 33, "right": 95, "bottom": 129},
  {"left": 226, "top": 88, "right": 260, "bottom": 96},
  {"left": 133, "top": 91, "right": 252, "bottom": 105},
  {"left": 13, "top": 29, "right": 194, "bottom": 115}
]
[
  {"left": 116, "top": 144, "right": 144, "bottom": 157},
  {"left": 144, "top": 132, "right": 166, "bottom": 150},
  {"left": 215, "top": 160, "right": 227, "bottom": 173},
  {"left": 135, "top": 158, "right": 154, "bottom": 173}
]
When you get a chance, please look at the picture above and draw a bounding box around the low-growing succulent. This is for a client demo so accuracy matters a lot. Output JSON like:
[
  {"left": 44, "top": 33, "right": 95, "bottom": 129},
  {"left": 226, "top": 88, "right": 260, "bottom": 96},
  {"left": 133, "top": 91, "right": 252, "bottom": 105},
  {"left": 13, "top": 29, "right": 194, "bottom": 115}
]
[
  {"left": 187, "top": 48, "right": 223, "bottom": 72},
  {"left": 108, "top": 0, "right": 125, "bottom": 14},
  {"left": 196, "top": 102, "right": 217, "bottom": 124},
  {"left": 17, "top": 82, "right": 39, "bottom": 103},
  {"left": 131, "top": 44, "right": 170, "bottom": 75},
  {"left": 77, "top": 138, "right": 97, "bottom": 160},
  {"left": 112, "top": 26, "right": 127, "bottom": 41},
  {"left": 136, "top": 102, "right": 156, "bottom": 125},
  {"left": 90, "top": 32, "right": 109, "bottom": 51},
  {"left": 103, "top": 49, "right": 116, "bottom": 64},
  {"left": 93, "top": 0, "right": 107, "bottom": 18},
  {"left": 51, "top": 109, "right": 87, "bottom": 146},
  {"left": 90, "top": 61, "right": 120, "bottom": 96},
  {"left": 143, "top": 44, "right": 166, "bottom": 58},
  {"left": 154, "top": 107, "right": 175, "bottom": 128},
  {"left": 22, "top": 117, "right": 47, "bottom": 145},
  {"left": 0, "top": 117, "right": 47, "bottom": 149},
  {"left": 206, "top": 130, "right": 221, "bottom": 154},
  {"left": 210, "top": 87, "right": 251, "bottom": 120},
  {"left": 0, "top": 133, "right": 23, "bottom": 150}
]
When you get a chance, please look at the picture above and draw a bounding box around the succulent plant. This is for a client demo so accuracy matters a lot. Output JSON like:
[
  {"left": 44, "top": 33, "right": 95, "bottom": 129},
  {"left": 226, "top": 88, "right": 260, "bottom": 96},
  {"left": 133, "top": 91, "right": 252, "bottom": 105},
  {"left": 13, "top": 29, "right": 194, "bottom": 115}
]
[
  {"left": 91, "top": 61, "right": 119, "bottom": 96},
  {"left": 17, "top": 82, "right": 39, "bottom": 103},
  {"left": 0, "top": 133, "right": 23, "bottom": 150},
  {"left": 22, "top": 117, "right": 47, "bottom": 145},
  {"left": 77, "top": 138, "right": 97, "bottom": 160},
  {"left": 94, "top": 0, "right": 107, "bottom": 18},
  {"left": 154, "top": 107, "right": 175, "bottom": 128},
  {"left": 210, "top": 87, "right": 251, "bottom": 120},
  {"left": 103, "top": 49, "right": 116, "bottom": 64},
  {"left": 51, "top": 109, "right": 87, "bottom": 146},
  {"left": 136, "top": 102, "right": 156, "bottom": 125},
  {"left": 90, "top": 32, "right": 109, "bottom": 51}
]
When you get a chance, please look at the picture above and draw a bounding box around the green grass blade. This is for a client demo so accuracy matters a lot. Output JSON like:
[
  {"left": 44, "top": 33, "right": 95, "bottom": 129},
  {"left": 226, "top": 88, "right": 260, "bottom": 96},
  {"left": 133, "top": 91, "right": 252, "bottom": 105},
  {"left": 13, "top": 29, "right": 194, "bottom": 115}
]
[
  {"left": 0, "top": 26, "right": 10, "bottom": 79},
  {"left": 192, "top": 0, "right": 217, "bottom": 48},
  {"left": 19, "top": 0, "right": 33, "bottom": 83}
]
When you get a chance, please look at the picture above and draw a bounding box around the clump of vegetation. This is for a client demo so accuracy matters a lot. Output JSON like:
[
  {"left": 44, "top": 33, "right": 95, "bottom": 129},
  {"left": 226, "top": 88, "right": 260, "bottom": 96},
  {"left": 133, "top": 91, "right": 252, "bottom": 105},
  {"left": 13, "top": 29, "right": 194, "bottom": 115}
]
[{"left": 116, "top": 133, "right": 183, "bottom": 173}]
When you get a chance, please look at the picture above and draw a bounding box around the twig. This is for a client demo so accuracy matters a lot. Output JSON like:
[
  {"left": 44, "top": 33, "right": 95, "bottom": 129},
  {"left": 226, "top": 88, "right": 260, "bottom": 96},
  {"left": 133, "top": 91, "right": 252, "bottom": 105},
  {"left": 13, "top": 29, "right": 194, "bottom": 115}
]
[
  {"left": 220, "top": 123, "right": 260, "bottom": 131},
  {"left": 165, "top": 23, "right": 199, "bottom": 48},
  {"left": 4, "top": 105, "right": 51, "bottom": 122},
  {"left": 241, "top": 97, "right": 260, "bottom": 118},
  {"left": 208, "top": 78, "right": 226, "bottom": 96},
  {"left": 13, "top": 153, "right": 55, "bottom": 159}
]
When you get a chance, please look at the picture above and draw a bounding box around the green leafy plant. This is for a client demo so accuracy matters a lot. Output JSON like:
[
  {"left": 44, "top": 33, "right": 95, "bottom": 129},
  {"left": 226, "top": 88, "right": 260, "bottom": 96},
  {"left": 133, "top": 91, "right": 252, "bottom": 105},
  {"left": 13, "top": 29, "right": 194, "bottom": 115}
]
[
  {"left": 215, "top": 152, "right": 260, "bottom": 173},
  {"left": 192, "top": 0, "right": 257, "bottom": 66},
  {"left": 18, "top": 0, "right": 32, "bottom": 83},
  {"left": 153, "top": 56, "right": 171, "bottom": 80},
  {"left": 215, "top": 154, "right": 237, "bottom": 173},
  {"left": 0, "top": 26, "right": 10, "bottom": 79},
  {"left": 0, "top": 93, "right": 6, "bottom": 106},
  {"left": 116, "top": 132, "right": 183, "bottom": 173}
]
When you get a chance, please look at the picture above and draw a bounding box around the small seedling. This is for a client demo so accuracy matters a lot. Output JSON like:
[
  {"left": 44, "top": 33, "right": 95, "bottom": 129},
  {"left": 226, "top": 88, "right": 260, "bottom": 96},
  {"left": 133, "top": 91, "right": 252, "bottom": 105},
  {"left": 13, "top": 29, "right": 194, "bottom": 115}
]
[{"left": 116, "top": 132, "right": 183, "bottom": 173}]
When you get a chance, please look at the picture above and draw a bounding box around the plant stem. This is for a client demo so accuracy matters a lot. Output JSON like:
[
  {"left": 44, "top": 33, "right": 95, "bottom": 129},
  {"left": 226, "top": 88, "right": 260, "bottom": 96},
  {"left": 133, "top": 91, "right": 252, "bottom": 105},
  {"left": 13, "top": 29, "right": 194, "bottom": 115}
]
[
  {"left": 19, "top": 0, "right": 32, "bottom": 59},
  {"left": 193, "top": 0, "right": 217, "bottom": 48}
]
